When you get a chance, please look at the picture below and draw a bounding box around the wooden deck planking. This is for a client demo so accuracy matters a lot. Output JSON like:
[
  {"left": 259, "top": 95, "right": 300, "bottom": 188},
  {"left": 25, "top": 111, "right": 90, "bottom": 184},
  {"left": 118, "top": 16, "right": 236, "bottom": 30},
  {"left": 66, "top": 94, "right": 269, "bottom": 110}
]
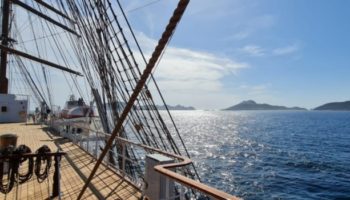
[{"left": 0, "top": 123, "right": 141, "bottom": 200}]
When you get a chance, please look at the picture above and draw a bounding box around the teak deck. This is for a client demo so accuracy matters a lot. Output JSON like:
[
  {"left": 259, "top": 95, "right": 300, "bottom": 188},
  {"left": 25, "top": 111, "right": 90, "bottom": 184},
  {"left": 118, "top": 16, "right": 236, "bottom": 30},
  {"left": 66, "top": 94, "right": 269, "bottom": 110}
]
[{"left": 0, "top": 123, "right": 141, "bottom": 200}]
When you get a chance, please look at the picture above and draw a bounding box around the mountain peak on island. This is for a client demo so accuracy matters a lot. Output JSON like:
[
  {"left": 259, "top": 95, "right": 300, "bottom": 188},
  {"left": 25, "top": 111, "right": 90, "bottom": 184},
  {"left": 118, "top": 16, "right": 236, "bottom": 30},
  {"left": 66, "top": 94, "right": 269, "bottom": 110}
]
[
  {"left": 314, "top": 100, "right": 350, "bottom": 111},
  {"left": 240, "top": 100, "right": 257, "bottom": 104},
  {"left": 157, "top": 104, "right": 195, "bottom": 110},
  {"left": 224, "top": 100, "right": 306, "bottom": 111}
]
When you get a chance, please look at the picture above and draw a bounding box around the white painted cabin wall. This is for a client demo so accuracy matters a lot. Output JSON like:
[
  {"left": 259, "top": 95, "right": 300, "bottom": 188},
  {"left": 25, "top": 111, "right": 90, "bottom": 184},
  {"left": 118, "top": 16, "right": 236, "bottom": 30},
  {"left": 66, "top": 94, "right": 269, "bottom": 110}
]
[{"left": 0, "top": 94, "right": 28, "bottom": 123}]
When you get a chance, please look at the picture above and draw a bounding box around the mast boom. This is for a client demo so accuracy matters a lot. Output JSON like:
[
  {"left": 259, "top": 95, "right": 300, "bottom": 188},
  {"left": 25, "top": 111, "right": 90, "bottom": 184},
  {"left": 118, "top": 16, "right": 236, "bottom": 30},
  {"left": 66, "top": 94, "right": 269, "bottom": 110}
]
[
  {"left": 10, "top": 0, "right": 80, "bottom": 36},
  {"left": 0, "top": 45, "right": 83, "bottom": 76},
  {"left": 33, "top": 0, "right": 74, "bottom": 22}
]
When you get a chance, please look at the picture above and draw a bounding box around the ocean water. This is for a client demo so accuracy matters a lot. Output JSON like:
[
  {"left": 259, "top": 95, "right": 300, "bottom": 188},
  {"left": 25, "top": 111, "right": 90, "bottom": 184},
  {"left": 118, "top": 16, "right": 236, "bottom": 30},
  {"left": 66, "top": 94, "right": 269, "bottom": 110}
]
[{"left": 164, "top": 111, "right": 350, "bottom": 200}]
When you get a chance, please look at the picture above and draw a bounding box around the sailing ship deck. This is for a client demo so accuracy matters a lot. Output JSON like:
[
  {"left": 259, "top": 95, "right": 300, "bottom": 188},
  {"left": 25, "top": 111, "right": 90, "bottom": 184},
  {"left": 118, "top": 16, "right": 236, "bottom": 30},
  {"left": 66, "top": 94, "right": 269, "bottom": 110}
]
[{"left": 0, "top": 123, "right": 141, "bottom": 200}]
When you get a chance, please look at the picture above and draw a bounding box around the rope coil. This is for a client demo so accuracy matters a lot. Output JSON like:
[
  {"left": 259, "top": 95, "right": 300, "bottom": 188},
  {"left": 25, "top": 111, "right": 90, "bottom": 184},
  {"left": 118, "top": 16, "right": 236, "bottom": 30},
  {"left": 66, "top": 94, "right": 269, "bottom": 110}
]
[
  {"left": 16, "top": 144, "right": 33, "bottom": 183},
  {"left": 0, "top": 146, "right": 17, "bottom": 194},
  {"left": 34, "top": 145, "right": 52, "bottom": 183}
]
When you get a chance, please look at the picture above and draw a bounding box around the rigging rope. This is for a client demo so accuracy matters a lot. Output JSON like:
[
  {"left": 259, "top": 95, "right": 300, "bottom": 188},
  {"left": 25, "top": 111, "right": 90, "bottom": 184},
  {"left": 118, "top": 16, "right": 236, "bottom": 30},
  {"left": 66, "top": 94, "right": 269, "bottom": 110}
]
[
  {"left": 28, "top": 12, "right": 53, "bottom": 108},
  {"left": 77, "top": 0, "right": 190, "bottom": 198},
  {"left": 61, "top": 0, "right": 200, "bottom": 183},
  {"left": 9, "top": 0, "right": 201, "bottom": 191}
]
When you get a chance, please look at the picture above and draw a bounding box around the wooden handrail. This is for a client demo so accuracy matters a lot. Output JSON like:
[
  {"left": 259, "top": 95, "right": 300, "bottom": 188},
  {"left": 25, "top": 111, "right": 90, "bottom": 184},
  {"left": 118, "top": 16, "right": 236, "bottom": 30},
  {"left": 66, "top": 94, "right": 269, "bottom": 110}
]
[
  {"left": 56, "top": 123, "right": 240, "bottom": 199},
  {"left": 115, "top": 137, "right": 239, "bottom": 200},
  {"left": 155, "top": 162, "right": 239, "bottom": 200}
]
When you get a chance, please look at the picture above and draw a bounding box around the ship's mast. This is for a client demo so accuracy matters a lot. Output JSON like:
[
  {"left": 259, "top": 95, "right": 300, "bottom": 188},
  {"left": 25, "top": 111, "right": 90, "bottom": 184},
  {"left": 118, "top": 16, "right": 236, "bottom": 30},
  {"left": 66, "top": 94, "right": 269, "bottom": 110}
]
[
  {"left": 0, "top": 0, "right": 83, "bottom": 95},
  {"left": 0, "top": 0, "right": 11, "bottom": 94}
]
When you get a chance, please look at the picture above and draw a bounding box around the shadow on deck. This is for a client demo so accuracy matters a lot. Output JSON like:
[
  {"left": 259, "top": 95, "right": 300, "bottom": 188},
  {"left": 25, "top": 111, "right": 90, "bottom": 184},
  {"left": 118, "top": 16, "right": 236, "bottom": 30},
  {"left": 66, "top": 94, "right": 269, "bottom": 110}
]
[{"left": 0, "top": 123, "right": 141, "bottom": 200}]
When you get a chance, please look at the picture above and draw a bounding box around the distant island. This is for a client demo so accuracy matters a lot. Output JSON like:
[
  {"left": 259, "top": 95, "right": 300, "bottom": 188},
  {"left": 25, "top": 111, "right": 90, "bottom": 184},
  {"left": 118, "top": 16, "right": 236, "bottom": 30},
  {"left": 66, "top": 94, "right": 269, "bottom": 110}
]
[
  {"left": 223, "top": 100, "right": 307, "bottom": 111},
  {"left": 106, "top": 102, "right": 195, "bottom": 110},
  {"left": 314, "top": 101, "right": 350, "bottom": 111},
  {"left": 156, "top": 104, "right": 195, "bottom": 110}
]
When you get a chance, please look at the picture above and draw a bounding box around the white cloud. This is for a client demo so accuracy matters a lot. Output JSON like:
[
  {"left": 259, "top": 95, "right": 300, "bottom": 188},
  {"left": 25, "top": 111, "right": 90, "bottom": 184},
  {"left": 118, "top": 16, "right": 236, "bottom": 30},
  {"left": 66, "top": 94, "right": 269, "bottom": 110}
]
[
  {"left": 230, "top": 30, "right": 251, "bottom": 40},
  {"left": 135, "top": 33, "right": 249, "bottom": 109},
  {"left": 240, "top": 45, "right": 265, "bottom": 56},
  {"left": 273, "top": 44, "right": 299, "bottom": 55},
  {"left": 158, "top": 48, "right": 248, "bottom": 80},
  {"left": 225, "top": 14, "right": 276, "bottom": 41}
]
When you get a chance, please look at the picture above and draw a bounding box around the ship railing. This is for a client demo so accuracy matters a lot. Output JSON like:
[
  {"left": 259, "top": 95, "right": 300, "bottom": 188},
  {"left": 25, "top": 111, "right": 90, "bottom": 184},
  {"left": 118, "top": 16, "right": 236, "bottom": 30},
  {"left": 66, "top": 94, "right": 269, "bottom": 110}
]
[
  {"left": 12, "top": 93, "right": 30, "bottom": 101},
  {"left": 49, "top": 121, "right": 239, "bottom": 200}
]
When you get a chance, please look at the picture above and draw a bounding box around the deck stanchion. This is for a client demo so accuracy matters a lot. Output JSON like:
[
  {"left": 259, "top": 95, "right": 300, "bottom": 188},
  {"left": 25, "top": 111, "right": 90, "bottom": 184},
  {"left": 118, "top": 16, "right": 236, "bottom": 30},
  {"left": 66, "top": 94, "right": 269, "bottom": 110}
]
[
  {"left": 180, "top": 185, "right": 185, "bottom": 200},
  {"left": 52, "top": 154, "right": 60, "bottom": 198},
  {"left": 94, "top": 138, "right": 98, "bottom": 158},
  {"left": 165, "top": 177, "right": 170, "bottom": 200},
  {"left": 122, "top": 142, "right": 126, "bottom": 174}
]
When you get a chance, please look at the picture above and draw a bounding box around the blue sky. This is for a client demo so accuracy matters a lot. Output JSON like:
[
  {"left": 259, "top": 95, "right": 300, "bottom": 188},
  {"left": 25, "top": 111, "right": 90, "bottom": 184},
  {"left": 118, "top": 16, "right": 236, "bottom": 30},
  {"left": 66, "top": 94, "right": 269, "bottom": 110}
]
[
  {"left": 121, "top": 0, "right": 350, "bottom": 109},
  {"left": 9, "top": 1, "right": 350, "bottom": 110}
]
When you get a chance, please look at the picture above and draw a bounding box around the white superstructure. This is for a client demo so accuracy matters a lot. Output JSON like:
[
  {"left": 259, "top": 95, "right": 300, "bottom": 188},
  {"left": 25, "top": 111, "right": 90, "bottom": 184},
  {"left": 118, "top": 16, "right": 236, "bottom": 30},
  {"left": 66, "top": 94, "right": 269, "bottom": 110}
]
[{"left": 0, "top": 94, "right": 28, "bottom": 123}]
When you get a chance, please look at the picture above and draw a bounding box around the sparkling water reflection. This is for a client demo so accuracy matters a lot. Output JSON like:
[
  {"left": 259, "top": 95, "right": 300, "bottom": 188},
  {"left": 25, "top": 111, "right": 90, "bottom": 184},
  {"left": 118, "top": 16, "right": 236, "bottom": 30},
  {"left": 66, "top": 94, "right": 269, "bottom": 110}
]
[{"left": 162, "top": 111, "right": 350, "bottom": 199}]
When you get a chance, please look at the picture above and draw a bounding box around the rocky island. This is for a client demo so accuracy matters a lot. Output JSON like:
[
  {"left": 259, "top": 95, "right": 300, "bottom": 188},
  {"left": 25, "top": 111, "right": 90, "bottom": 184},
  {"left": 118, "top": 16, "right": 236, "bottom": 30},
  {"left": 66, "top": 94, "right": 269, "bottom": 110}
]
[
  {"left": 156, "top": 104, "right": 195, "bottom": 110},
  {"left": 314, "top": 101, "right": 350, "bottom": 111},
  {"left": 109, "top": 102, "right": 195, "bottom": 110},
  {"left": 223, "top": 100, "right": 307, "bottom": 111}
]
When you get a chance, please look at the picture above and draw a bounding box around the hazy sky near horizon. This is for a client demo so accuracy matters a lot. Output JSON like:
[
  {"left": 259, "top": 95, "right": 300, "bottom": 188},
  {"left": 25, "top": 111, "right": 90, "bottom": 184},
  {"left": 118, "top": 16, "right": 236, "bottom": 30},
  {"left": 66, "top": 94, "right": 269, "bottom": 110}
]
[
  {"left": 120, "top": 0, "right": 350, "bottom": 109},
  {"left": 9, "top": 0, "right": 350, "bottom": 110}
]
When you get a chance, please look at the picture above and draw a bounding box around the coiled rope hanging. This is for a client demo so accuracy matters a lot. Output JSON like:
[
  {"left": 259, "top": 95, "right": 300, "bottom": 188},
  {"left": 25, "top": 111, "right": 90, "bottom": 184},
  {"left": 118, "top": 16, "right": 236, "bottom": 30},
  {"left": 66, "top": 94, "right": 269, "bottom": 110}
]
[
  {"left": 0, "top": 144, "right": 34, "bottom": 193},
  {"left": 0, "top": 145, "right": 54, "bottom": 194},
  {"left": 34, "top": 145, "right": 52, "bottom": 183},
  {"left": 0, "top": 146, "right": 17, "bottom": 194},
  {"left": 16, "top": 145, "right": 34, "bottom": 183}
]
